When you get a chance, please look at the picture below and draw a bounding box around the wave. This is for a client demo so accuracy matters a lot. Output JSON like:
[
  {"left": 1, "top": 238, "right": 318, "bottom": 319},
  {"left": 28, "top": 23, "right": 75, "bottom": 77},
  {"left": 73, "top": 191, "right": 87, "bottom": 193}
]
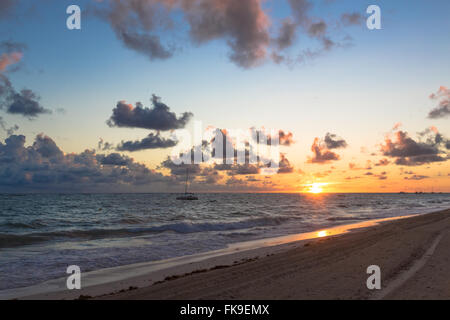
[
  {"left": 1, "top": 220, "right": 46, "bottom": 229},
  {"left": 0, "top": 233, "right": 49, "bottom": 248},
  {"left": 327, "top": 216, "right": 369, "bottom": 221},
  {"left": 0, "top": 216, "right": 296, "bottom": 249}
]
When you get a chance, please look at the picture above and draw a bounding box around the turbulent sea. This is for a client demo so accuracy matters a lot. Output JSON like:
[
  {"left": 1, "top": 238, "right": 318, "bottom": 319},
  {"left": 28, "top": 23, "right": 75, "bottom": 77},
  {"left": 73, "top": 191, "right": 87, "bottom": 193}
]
[{"left": 0, "top": 193, "right": 449, "bottom": 291}]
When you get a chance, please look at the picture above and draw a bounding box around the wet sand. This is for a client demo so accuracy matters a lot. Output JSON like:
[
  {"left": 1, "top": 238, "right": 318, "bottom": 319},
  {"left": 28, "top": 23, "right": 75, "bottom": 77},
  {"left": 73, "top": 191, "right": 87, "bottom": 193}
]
[{"left": 98, "top": 208, "right": 450, "bottom": 300}]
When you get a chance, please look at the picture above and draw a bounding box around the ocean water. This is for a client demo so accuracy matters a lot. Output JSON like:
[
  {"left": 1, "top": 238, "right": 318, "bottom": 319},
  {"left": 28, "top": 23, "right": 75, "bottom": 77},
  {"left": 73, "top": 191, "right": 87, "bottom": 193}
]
[{"left": 0, "top": 193, "right": 449, "bottom": 291}]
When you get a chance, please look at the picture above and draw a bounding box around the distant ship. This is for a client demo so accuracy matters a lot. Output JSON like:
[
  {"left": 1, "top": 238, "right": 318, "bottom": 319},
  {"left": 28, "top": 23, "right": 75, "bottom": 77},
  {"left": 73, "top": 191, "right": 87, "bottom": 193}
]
[{"left": 176, "top": 168, "right": 198, "bottom": 201}]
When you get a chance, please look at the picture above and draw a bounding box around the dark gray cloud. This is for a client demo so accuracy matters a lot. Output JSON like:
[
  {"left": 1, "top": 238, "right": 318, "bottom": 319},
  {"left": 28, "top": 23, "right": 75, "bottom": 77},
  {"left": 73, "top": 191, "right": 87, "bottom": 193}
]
[
  {"left": 6, "top": 88, "right": 51, "bottom": 118},
  {"left": 97, "top": 138, "right": 114, "bottom": 151},
  {"left": 33, "top": 133, "right": 63, "bottom": 159},
  {"left": 117, "top": 132, "right": 177, "bottom": 152},
  {"left": 380, "top": 128, "right": 449, "bottom": 166},
  {"left": 0, "top": 133, "right": 172, "bottom": 192},
  {"left": 97, "top": 153, "right": 132, "bottom": 166},
  {"left": 324, "top": 132, "right": 347, "bottom": 149},
  {"left": 427, "top": 86, "right": 450, "bottom": 119},
  {"left": 0, "top": 76, "right": 52, "bottom": 119},
  {"left": 107, "top": 94, "right": 193, "bottom": 131}
]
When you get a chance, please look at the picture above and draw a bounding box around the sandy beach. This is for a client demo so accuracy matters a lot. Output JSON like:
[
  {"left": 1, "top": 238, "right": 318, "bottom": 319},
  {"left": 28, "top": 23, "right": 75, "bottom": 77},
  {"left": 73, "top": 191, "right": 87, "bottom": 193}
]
[
  {"left": 5, "top": 208, "right": 449, "bottom": 300},
  {"left": 95, "top": 208, "right": 450, "bottom": 300}
]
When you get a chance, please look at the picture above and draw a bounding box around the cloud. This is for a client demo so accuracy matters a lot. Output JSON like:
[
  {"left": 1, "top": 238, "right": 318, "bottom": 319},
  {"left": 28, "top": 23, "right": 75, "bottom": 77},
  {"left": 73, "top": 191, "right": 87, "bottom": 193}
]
[
  {"left": 160, "top": 127, "right": 295, "bottom": 181},
  {"left": 349, "top": 160, "right": 372, "bottom": 170},
  {"left": 0, "top": 41, "right": 26, "bottom": 73},
  {"left": 97, "top": 153, "right": 132, "bottom": 166},
  {"left": 5, "top": 87, "right": 52, "bottom": 118},
  {"left": 0, "top": 0, "right": 16, "bottom": 18},
  {"left": 117, "top": 132, "right": 177, "bottom": 152},
  {"left": 375, "top": 171, "right": 388, "bottom": 180},
  {"left": 97, "top": 0, "right": 270, "bottom": 68},
  {"left": 0, "top": 41, "right": 27, "bottom": 53},
  {"left": 427, "top": 86, "right": 450, "bottom": 119},
  {"left": 404, "top": 175, "right": 429, "bottom": 181},
  {"left": 375, "top": 158, "right": 390, "bottom": 166},
  {"left": 307, "top": 21, "right": 327, "bottom": 38},
  {"left": 160, "top": 156, "right": 202, "bottom": 178},
  {"left": 0, "top": 76, "right": 52, "bottom": 119},
  {"left": 226, "top": 176, "right": 246, "bottom": 186},
  {"left": 345, "top": 176, "right": 360, "bottom": 180},
  {"left": 341, "top": 13, "right": 363, "bottom": 26},
  {"left": 184, "top": 0, "right": 270, "bottom": 68},
  {"left": 118, "top": 31, "right": 173, "bottom": 60},
  {"left": 308, "top": 133, "right": 346, "bottom": 164},
  {"left": 380, "top": 127, "right": 449, "bottom": 166},
  {"left": 32, "top": 133, "right": 63, "bottom": 159},
  {"left": 279, "top": 130, "right": 295, "bottom": 146},
  {"left": 230, "top": 164, "right": 261, "bottom": 175},
  {"left": 107, "top": 94, "right": 193, "bottom": 130},
  {"left": 0, "top": 133, "right": 172, "bottom": 192},
  {"left": 0, "top": 52, "right": 23, "bottom": 72},
  {"left": 324, "top": 132, "right": 347, "bottom": 149},
  {"left": 98, "top": 0, "right": 174, "bottom": 60},
  {"left": 288, "top": 0, "right": 312, "bottom": 24},
  {"left": 0, "top": 42, "right": 52, "bottom": 119},
  {"left": 275, "top": 18, "right": 297, "bottom": 50},
  {"left": 308, "top": 137, "right": 339, "bottom": 164},
  {"left": 0, "top": 116, "right": 19, "bottom": 136},
  {"left": 277, "top": 154, "right": 294, "bottom": 174},
  {"left": 255, "top": 129, "right": 295, "bottom": 146},
  {"left": 95, "top": 0, "right": 361, "bottom": 68},
  {"left": 97, "top": 138, "right": 114, "bottom": 151}
]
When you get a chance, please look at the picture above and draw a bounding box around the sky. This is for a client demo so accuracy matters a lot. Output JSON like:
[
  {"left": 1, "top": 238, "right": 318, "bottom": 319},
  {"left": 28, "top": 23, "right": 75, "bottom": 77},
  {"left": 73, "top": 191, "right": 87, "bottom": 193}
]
[{"left": 0, "top": 0, "right": 449, "bottom": 193}]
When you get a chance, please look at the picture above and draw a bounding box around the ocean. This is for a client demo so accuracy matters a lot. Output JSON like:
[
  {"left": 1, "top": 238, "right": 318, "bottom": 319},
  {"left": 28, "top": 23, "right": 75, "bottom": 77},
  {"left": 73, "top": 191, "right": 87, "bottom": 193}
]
[{"left": 0, "top": 193, "right": 449, "bottom": 291}]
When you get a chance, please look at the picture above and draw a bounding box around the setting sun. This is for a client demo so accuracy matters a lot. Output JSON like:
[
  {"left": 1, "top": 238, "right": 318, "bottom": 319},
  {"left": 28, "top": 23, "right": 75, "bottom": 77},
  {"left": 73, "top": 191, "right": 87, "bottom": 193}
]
[{"left": 307, "top": 183, "right": 327, "bottom": 194}]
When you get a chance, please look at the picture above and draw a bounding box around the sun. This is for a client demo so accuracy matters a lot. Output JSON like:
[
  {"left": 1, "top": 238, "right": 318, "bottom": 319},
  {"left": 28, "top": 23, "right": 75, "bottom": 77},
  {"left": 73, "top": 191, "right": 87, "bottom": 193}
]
[{"left": 305, "top": 182, "right": 328, "bottom": 194}]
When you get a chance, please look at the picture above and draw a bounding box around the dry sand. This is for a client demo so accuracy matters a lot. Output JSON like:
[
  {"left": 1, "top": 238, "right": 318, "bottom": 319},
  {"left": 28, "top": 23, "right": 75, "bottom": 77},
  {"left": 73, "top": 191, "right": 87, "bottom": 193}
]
[{"left": 97, "top": 208, "right": 450, "bottom": 300}]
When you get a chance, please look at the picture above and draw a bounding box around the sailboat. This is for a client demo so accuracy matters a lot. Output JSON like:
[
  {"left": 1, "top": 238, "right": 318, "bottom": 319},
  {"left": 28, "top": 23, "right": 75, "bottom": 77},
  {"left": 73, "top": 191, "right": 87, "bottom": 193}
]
[{"left": 176, "top": 167, "right": 198, "bottom": 200}]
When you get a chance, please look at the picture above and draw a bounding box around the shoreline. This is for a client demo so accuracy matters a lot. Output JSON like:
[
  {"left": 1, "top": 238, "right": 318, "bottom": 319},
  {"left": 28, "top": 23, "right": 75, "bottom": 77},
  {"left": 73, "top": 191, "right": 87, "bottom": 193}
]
[
  {"left": 1, "top": 209, "right": 448, "bottom": 300},
  {"left": 102, "top": 208, "right": 450, "bottom": 300}
]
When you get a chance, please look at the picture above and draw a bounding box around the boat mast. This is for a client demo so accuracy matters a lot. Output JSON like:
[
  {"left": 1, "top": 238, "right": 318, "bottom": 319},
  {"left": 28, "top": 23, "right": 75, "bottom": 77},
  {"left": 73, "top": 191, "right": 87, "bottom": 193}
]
[{"left": 184, "top": 167, "right": 189, "bottom": 194}]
